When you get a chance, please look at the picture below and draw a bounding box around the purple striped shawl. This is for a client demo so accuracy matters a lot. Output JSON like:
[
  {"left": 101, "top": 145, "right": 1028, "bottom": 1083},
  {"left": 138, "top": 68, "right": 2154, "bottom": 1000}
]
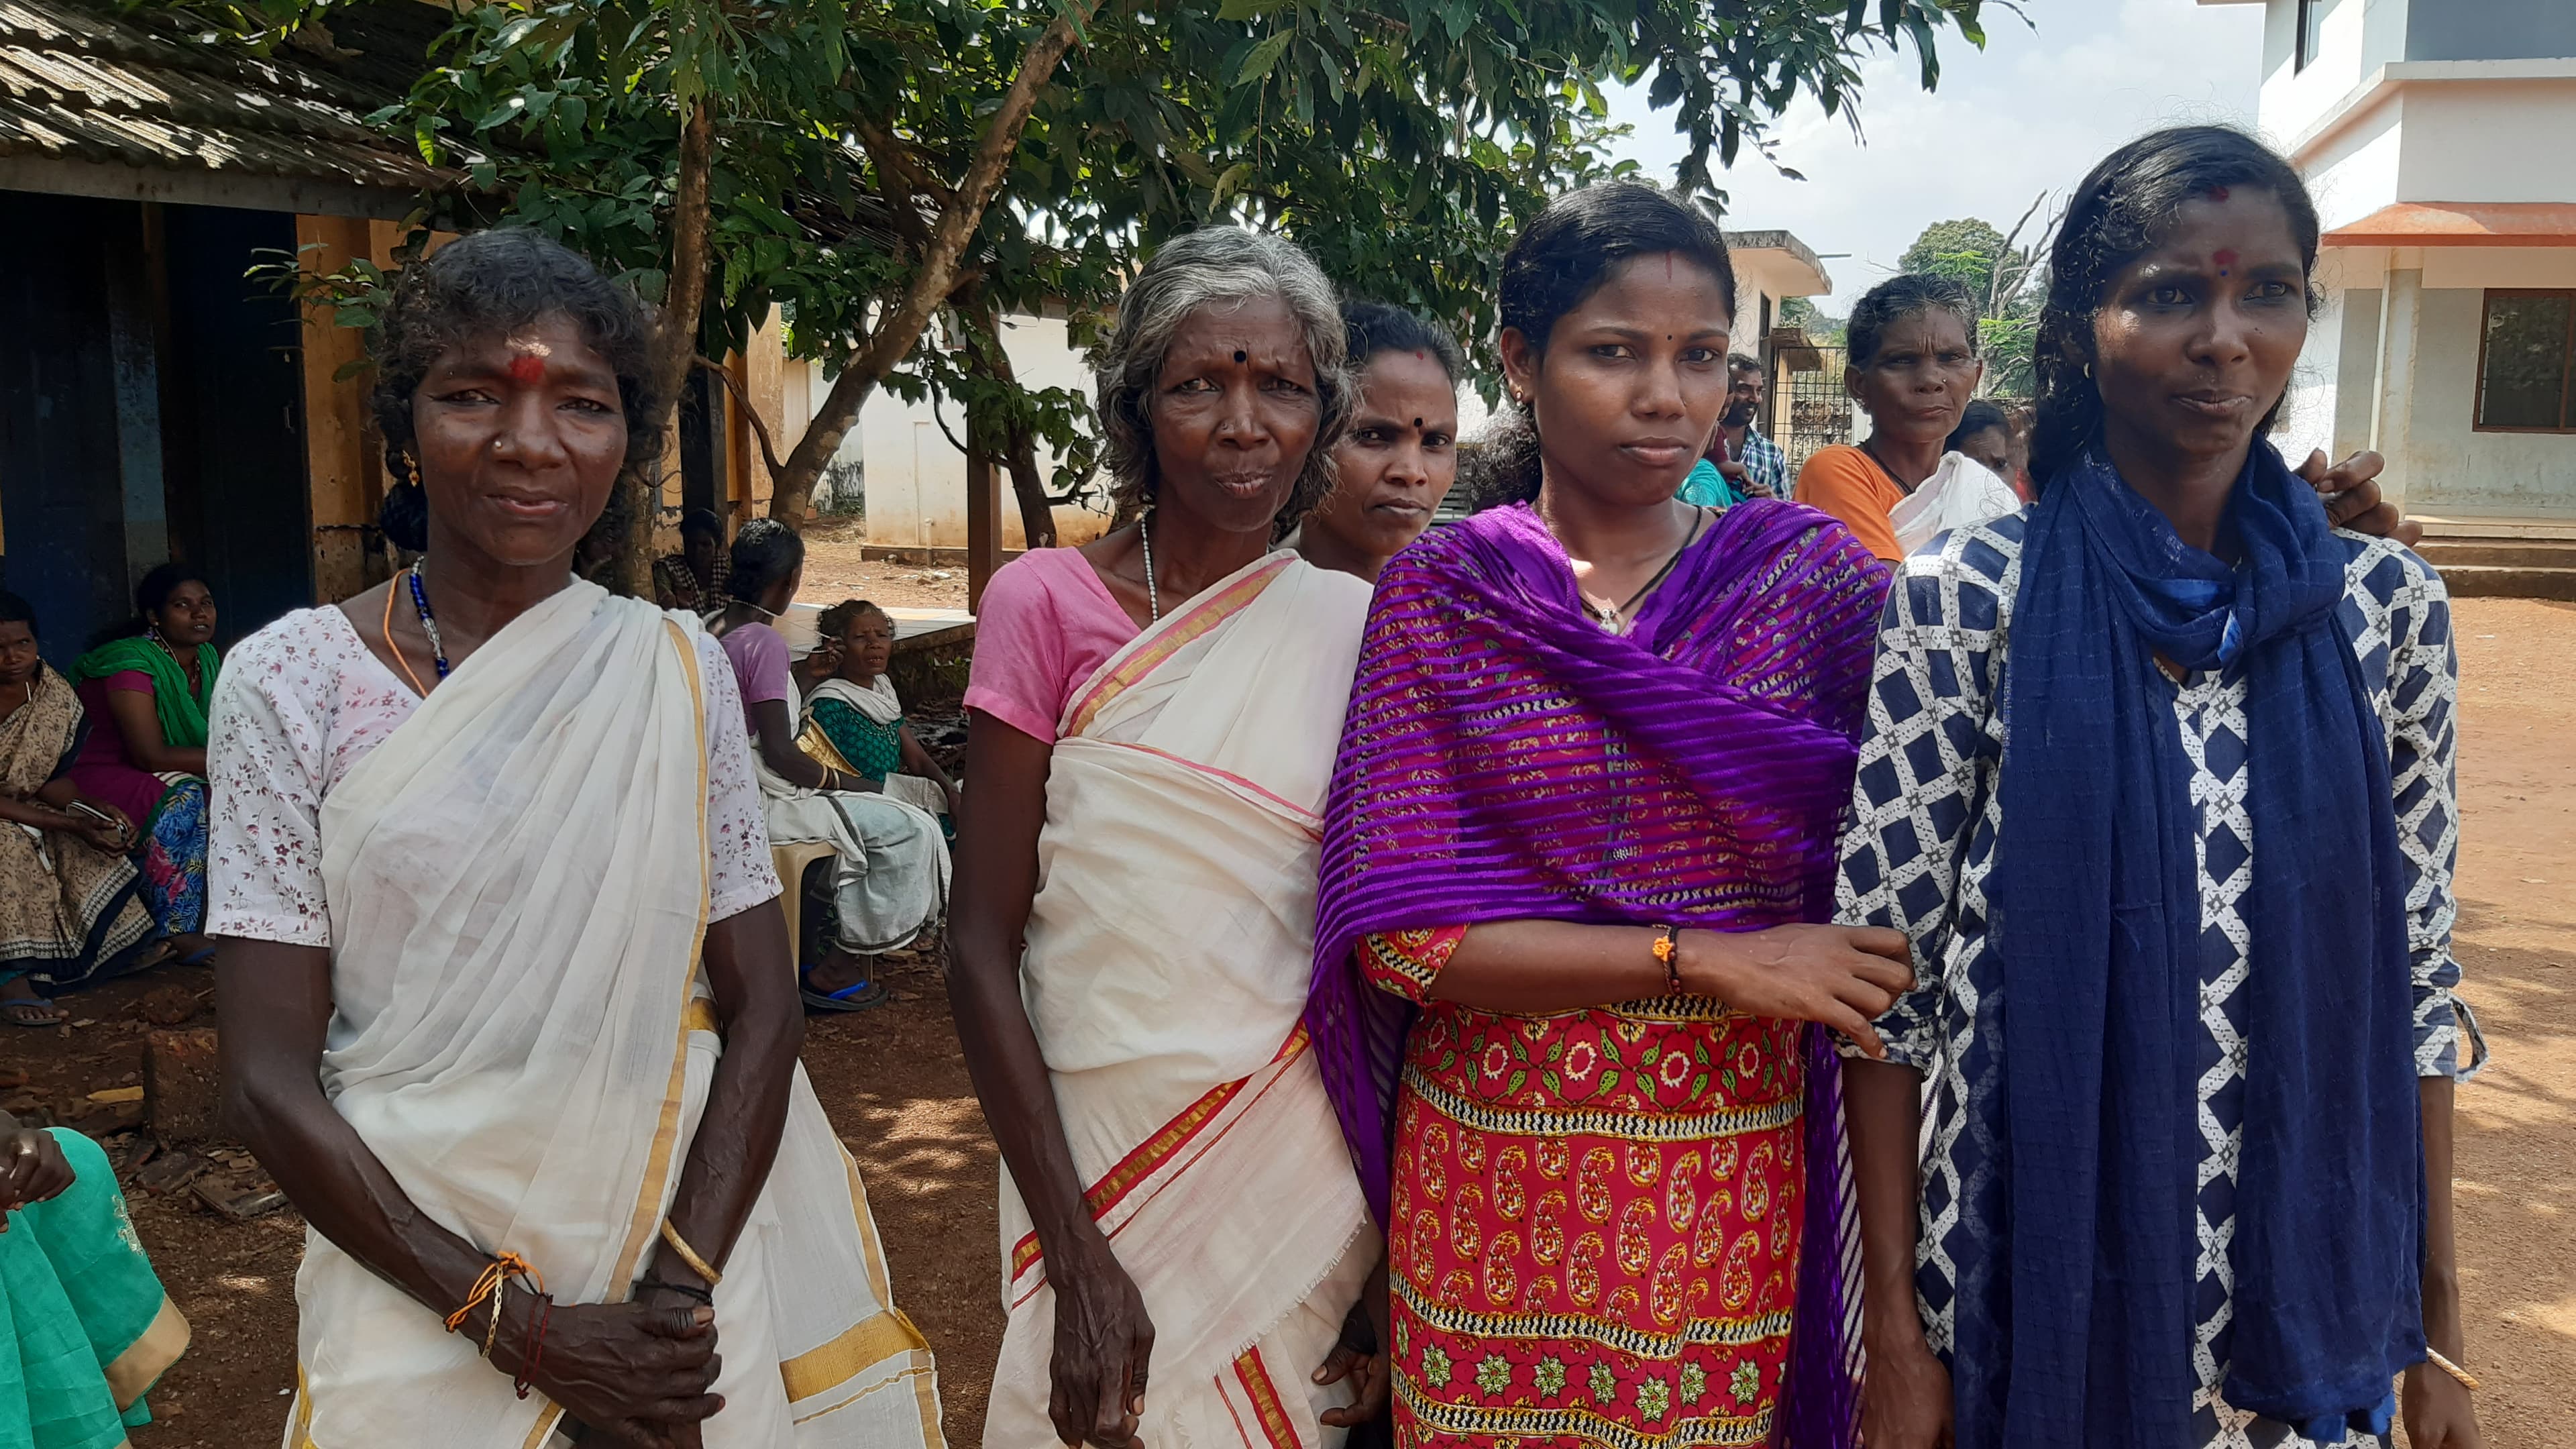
[{"left": 1306, "top": 498, "right": 1888, "bottom": 1448}]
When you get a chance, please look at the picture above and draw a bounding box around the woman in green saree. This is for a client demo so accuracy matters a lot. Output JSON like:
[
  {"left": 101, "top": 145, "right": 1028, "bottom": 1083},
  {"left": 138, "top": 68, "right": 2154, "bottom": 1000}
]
[
  {"left": 1, "top": 1111, "right": 191, "bottom": 1449},
  {"left": 67, "top": 565, "right": 218, "bottom": 965},
  {"left": 800, "top": 600, "right": 960, "bottom": 828}
]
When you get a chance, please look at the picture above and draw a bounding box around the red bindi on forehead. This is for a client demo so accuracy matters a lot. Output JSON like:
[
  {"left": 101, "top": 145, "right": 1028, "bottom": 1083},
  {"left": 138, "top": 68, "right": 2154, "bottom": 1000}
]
[
  {"left": 2214, "top": 248, "right": 2240, "bottom": 274},
  {"left": 507, "top": 354, "right": 547, "bottom": 386}
]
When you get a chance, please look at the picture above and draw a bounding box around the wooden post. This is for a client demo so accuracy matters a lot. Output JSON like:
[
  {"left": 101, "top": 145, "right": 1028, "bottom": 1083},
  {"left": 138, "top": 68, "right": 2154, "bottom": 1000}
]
[
  {"left": 294, "top": 215, "right": 381, "bottom": 603},
  {"left": 965, "top": 441, "right": 1000, "bottom": 612}
]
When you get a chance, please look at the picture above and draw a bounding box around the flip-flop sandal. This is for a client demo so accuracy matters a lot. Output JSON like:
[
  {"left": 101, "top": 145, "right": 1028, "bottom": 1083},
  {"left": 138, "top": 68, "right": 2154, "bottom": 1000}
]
[
  {"left": 176, "top": 943, "right": 219, "bottom": 967},
  {"left": 798, "top": 966, "right": 890, "bottom": 1014},
  {"left": 2, "top": 996, "right": 66, "bottom": 1028}
]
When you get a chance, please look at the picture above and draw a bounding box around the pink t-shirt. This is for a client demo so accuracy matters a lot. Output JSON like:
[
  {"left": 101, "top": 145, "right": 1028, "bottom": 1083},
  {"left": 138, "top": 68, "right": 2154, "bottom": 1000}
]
[
  {"left": 963, "top": 547, "right": 1141, "bottom": 743},
  {"left": 718, "top": 621, "right": 794, "bottom": 736}
]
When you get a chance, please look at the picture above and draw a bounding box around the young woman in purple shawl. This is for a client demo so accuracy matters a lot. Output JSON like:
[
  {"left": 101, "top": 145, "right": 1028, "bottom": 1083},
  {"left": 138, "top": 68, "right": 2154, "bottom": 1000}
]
[
  {"left": 1308, "top": 181, "right": 1915, "bottom": 1448},
  {"left": 1839, "top": 127, "right": 2484, "bottom": 1449}
]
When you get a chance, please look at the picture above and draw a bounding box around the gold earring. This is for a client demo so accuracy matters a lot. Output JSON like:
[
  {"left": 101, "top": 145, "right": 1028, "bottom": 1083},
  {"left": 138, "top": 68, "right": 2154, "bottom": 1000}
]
[{"left": 400, "top": 451, "right": 422, "bottom": 489}]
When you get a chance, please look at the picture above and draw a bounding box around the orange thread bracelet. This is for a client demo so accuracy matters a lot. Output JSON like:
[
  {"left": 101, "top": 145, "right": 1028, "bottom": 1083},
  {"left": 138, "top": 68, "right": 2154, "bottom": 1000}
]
[
  {"left": 1652, "top": 924, "right": 1684, "bottom": 995},
  {"left": 444, "top": 1251, "right": 543, "bottom": 1346}
]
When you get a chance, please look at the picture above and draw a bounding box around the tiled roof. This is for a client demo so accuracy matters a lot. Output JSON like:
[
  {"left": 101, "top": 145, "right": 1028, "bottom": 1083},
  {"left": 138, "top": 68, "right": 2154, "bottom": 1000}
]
[
  {"left": 2323, "top": 201, "right": 2576, "bottom": 249},
  {"left": 0, "top": 0, "right": 455, "bottom": 210}
]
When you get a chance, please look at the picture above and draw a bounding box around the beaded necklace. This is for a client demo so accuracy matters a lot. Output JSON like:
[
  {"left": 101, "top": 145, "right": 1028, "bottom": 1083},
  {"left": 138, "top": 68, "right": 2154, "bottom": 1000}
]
[
  {"left": 1137, "top": 511, "right": 1162, "bottom": 622},
  {"left": 407, "top": 561, "right": 453, "bottom": 681}
]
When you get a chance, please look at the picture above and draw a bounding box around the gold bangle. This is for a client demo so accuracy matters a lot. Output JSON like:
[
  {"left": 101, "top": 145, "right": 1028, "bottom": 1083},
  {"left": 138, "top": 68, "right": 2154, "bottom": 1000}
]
[
  {"left": 659, "top": 1220, "right": 724, "bottom": 1288},
  {"left": 2424, "top": 1348, "right": 2480, "bottom": 1392}
]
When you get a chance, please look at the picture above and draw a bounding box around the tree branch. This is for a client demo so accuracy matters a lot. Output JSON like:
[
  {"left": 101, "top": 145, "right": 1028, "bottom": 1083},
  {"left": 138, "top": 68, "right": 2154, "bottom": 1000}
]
[
  {"left": 694, "top": 354, "right": 787, "bottom": 481},
  {"left": 768, "top": 2, "right": 1097, "bottom": 526}
]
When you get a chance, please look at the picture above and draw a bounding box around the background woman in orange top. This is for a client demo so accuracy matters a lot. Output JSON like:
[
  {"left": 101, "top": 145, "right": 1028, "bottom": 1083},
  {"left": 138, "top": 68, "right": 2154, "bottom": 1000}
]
[{"left": 1793, "top": 274, "right": 1983, "bottom": 561}]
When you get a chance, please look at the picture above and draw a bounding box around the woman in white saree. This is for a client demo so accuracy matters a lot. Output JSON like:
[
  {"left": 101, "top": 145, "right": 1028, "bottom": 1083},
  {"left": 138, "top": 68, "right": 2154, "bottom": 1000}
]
[
  {"left": 207, "top": 231, "right": 940, "bottom": 1449},
  {"left": 949, "top": 228, "right": 1386, "bottom": 1448}
]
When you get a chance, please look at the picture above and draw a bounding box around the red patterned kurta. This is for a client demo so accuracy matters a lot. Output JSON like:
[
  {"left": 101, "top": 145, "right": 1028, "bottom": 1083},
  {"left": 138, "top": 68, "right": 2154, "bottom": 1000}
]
[{"left": 1362, "top": 928, "right": 1807, "bottom": 1448}]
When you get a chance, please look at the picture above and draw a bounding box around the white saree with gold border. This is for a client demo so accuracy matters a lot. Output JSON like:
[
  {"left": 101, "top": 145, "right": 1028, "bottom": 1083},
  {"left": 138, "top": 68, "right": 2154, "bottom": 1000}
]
[
  {"left": 986, "top": 553, "right": 1381, "bottom": 1449},
  {"left": 282, "top": 582, "right": 941, "bottom": 1449}
]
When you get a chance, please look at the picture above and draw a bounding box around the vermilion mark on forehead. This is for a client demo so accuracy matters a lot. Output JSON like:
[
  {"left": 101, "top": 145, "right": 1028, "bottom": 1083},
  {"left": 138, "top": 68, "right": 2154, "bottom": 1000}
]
[
  {"left": 2214, "top": 248, "right": 2239, "bottom": 276},
  {"left": 2207, "top": 184, "right": 2231, "bottom": 202},
  {"left": 507, "top": 354, "right": 547, "bottom": 385}
]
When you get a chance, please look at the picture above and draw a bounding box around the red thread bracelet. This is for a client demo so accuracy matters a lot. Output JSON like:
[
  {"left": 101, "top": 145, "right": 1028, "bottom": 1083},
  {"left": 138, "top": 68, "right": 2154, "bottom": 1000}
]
[{"left": 515, "top": 1293, "right": 552, "bottom": 1399}]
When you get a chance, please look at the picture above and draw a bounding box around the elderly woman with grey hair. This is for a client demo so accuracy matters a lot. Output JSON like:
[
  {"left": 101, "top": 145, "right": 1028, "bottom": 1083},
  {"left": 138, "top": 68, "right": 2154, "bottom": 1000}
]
[{"left": 949, "top": 225, "right": 1390, "bottom": 1447}]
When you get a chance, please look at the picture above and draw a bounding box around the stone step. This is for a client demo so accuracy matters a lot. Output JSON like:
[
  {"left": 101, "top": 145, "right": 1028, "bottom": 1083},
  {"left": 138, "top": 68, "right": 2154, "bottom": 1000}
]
[
  {"left": 2414, "top": 541, "right": 2576, "bottom": 570},
  {"left": 2428, "top": 564, "right": 2576, "bottom": 601}
]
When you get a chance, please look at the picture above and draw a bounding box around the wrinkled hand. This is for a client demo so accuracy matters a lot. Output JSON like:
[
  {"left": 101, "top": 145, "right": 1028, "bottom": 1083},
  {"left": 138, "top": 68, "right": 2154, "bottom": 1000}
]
[
  {"left": 1314, "top": 1346, "right": 1390, "bottom": 1428},
  {"left": 504, "top": 1293, "right": 722, "bottom": 1449},
  {"left": 0, "top": 1129, "right": 75, "bottom": 1218},
  {"left": 1047, "top": 1236, "right": 1155, "bottom": 1448},
  {"left": 2402, "top": 1363, "right": 2484, "bottom": 1449},
  {"left": 1684, "top": 924, "right": 1915, "bottom": 1058},
  {"left": 2296, "top": 449, "right": 2419, "bottom": 547},
  {"left": 1860, "top": 1334, "right": 1954, "bottom": 1449}
]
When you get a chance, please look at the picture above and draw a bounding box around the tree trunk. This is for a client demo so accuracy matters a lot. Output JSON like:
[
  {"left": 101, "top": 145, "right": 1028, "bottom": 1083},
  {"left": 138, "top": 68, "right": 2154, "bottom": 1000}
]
[
  {"left": 765, "top": 3, "right": 1094, "bottom": 529},
  {"left": 969, "top": 302, "right": 1057, "bottom": 549},
  {"left": 1002, "top": 425, "right": 1053, "bottom": 550},
  {"left": 625, "top": 97, "right": 714, "bottom": 597}
]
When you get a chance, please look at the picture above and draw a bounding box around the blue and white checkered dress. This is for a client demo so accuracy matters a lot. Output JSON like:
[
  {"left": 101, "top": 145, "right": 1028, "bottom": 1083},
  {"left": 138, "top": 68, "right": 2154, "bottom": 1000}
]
[{"left": 1834, "top": 512, "right": 2481, "bottom": 1449}]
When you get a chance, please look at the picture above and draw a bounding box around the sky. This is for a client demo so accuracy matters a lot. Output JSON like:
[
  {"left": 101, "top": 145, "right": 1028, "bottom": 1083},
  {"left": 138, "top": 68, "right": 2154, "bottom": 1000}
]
[{"left": 1608, "top": 0, "right": 2271, "bottom": 314}]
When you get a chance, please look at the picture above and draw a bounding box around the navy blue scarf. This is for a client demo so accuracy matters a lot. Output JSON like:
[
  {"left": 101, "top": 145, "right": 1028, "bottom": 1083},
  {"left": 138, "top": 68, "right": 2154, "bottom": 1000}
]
[{"left": 1971, "top": 443, "right": 2422, "bottom": 1446}]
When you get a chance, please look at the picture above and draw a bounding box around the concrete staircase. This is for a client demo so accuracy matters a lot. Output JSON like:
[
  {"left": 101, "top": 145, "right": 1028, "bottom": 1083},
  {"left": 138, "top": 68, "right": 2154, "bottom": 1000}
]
[{"left": 2412, "top": 521, "right": 2576, "bottom": 601}]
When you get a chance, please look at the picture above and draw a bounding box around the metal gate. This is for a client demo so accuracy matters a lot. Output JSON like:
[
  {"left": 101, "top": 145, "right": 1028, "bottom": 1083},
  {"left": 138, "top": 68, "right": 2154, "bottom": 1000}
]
[{"left": 1770, "top": 342, "right": 1850, "bottom": 478}]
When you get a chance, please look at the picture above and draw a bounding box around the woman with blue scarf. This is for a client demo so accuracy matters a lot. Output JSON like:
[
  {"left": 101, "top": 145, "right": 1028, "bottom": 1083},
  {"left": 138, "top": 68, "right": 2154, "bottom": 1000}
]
[{"left": 1835, "top": 127, "right": 2485, "bottom": 1449}]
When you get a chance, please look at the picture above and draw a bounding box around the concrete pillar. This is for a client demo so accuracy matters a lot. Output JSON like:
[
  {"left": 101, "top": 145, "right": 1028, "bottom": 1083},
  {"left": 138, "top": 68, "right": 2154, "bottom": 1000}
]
[{"left": 2369, "top": 258, "right": 2424, "bottom": 510}]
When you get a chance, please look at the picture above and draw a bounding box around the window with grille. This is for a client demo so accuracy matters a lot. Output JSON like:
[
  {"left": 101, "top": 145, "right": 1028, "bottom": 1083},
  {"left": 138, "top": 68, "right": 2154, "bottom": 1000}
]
[{"left": 2476, "top": 290, "right": 2576, "bottom": 433}]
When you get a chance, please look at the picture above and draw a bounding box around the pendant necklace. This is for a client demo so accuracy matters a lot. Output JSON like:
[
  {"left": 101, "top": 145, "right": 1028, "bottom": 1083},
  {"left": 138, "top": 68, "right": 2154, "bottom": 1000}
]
[
  {"left": 407, "top": 560, "right": 453, "bottom": 681},
  {"left": 1587, "top": 506, "right": 1708, "bottom": 631}
]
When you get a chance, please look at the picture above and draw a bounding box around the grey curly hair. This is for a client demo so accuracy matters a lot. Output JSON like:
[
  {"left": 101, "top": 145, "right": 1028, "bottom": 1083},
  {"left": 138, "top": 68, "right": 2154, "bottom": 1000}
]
[{"left": 1095, "top": 227, "right": 1352, "bottom": 536}]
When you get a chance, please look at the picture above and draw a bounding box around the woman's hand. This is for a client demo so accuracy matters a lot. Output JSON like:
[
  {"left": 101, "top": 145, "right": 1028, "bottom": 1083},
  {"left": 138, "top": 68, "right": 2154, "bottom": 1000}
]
[
  {"left": 498, "top": 1293, "right": 723, "bottom": 1449},
  {"left": 1681, "top": 924, "right": 1914, "bottom": 1057},
  {"left": 1314, "top": 1346, "right": 1389, "bottom": 1428},
  {"left": 2295, "top": 448, "right": 2420, "bottom": 547},
  {"left": 74, "top": 802, "right": 135, "bottom": 854},
  {"left": 2402, "top": 1363, "right": 2483, "bottom": 1449},
  {"left": 0, "top": 1128, "right": 76, "bottom": 1216},
  {"left": 1861, "top": 1334, "right": 1954, "bottom": 1449},
  {"left": 1045, "top": 1234, "right": 1156, "bottom": 1448}
]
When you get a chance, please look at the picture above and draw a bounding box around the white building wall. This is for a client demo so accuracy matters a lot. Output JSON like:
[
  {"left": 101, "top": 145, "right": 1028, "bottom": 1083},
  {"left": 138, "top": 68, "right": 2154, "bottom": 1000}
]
[
  {"left": 855, "top": 313, "right": 1112, "bottom": 549},
  {"left": 2395, "top": 80, "right": 2576, "bottom": 204},
  {"left": 2395, "top": 252, "right": 2576, "bottom": 520}
]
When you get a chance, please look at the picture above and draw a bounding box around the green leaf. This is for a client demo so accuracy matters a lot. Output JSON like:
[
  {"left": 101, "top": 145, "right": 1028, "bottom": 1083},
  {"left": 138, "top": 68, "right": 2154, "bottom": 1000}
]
[
  {"left": 1211, "top": 160, "right": 1253, "bottom": 205},
  {"left": 1236, "top": 29, "right": 1295, "bottom": 87}
]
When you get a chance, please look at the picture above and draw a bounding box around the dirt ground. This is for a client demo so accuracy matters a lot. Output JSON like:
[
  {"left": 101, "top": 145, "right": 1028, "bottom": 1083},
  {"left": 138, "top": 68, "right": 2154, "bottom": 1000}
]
[
  {"left": 6, "top": 597, "right": 2569, "bottom": 1448},
  {"left": 795, "top": 517, "right": 975, "bottom": 612}
]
